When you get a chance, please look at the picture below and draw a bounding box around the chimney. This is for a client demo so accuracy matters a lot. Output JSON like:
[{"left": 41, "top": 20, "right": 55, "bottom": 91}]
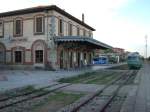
[{"left": 82, "top": 13, "right": 84, "bottom": 23}]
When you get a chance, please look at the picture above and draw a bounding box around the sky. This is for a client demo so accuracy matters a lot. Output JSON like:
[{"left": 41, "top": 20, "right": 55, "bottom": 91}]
[{"left": 0, "top": 0, "right": 149, "bottom": 57}]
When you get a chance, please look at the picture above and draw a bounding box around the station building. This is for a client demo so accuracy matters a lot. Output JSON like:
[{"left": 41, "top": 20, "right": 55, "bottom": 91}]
[{"left": 0, "top": 5, "right": 112, "bottom": 70}]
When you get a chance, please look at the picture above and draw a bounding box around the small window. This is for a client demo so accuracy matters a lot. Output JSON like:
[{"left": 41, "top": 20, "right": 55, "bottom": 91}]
[
  {"left": 35, "top": 50, "right": 43, "bottom": 63},
  {"left": 91, "top": 32, "right": 93, "bottom": 37},
  {"left": 16, "top": 20, "right": 21, "bottom": 35},
  {"left": 83, "top": 29, "right": 86, "bottom": 37},
  {"left": 102, "top": 58, "right": 107, "bottom": 60},
  {"left": 128, "top": 56, "right": 138, "bottom": 60},
  {"left": 68, "top": 23, "right": 72, "bottom": 36},
  {"left": 0, "top": 21, "right": 3, "bottom": 37},
  {"left": 77, "top": 27, "right": 80, "bottom": 36},
  {"left": 59, "top": 19, "right": 63, "bottom": 35},
  {"left": 34, "top": 16, "right": 44, "bottom": 34},
  {"left": 93, "top": 58, "right": 99, "bottom": 61},
  {"left": 89, "top": 31, "right": 91, "bottom": 37},
  {"left": 15, "top": 51, "right": 22, "bottom": 63},
  {"left": 14, "top": 19, "right": 23, "bottom": 36}
]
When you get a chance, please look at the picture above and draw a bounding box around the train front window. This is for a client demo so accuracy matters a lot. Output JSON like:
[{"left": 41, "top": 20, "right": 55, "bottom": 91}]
[{"left": 128, "top": 56, "right": 138, "bottom": 60}]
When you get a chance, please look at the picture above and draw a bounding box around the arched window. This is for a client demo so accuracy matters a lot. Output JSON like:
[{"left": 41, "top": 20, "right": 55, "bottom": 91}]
[{"left": 32, "top": 40, "right": 47, "bottom": 65}]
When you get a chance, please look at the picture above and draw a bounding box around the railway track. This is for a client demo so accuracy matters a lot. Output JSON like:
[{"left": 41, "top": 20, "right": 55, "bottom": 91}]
[
  {"left": 0, "top": 71, "right": 116, "bottom": 111},
  {"left": 0, "top": 83, "right": 59, "bottom": 102},
  {"left": 58, "top": 70, "right": 138, "bottom": 112},
  {"left": 82, "top": 71, "right": 119, "bottom": 84},
  {"left": 0, "top": 82, "right": 72, "bottom": 111},
  {"left": 97, "top": 71, "right": 138, "bottom": 112},
  {"left": 0, "top": 70, "right": 138, "bottom": 112}
]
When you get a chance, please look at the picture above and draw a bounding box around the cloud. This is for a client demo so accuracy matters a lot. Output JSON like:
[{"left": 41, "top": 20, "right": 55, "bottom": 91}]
[{"left": 0, "top": 0, "right": 148, "bottom": 56}]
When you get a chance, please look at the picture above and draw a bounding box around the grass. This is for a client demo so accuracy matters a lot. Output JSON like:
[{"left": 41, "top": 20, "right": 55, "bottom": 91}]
[
  {"left": 59, "top": 70, "right": 122, "bottom": 84},
  {"left": 59, "top": 72, "right": 98, "bottom": 83},
  {"left": 47, "top": 92, "right": 83, "bottom": 104},
  {"left": 0, "top": 85, "right": 36, "bottom": 98},
  {"left": 86, "top": 73, "right": 119, "bottom": 84},
  {"left": 125, "top": 71, "right": 138, "bottom": 85},
  {"left": 23, "top": 85, "right": 35, "bottom": 92},
  {"left": 109, "top": 64, "right": 129, "bottom": 70},
  {"left": 31, "top": 91, "right": 84, "bottom": 112}
]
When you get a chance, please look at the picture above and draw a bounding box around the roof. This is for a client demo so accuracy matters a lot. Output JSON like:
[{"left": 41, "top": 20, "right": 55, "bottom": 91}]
[
  {"left": 0, "top": 5, "right": 95, "bottom": 31},
  {"left": 113, "top": 47, "right": 124, "bottom": 50},
  {"left": 54, "top": 36, "right": 113, "bottom": 49}
]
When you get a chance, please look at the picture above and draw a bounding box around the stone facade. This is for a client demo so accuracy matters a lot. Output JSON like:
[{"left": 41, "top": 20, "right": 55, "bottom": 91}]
[{"left": 0, "top": 5, "right": 107, "bottom": 70}]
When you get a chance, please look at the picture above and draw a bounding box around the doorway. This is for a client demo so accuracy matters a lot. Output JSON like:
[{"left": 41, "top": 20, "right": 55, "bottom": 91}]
[{"left": 15, "top": 51, "right": 22, "bottom": 63}]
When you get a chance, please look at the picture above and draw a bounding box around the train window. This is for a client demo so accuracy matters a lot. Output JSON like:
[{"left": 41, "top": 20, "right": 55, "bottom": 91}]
[
  {"left": 93, "top": 58, "right": 99, "bottom": 61},
  {"left": 128, "top": 56, "right": 138, "bottom": 61},
  {"left": 102, "top": 58, "right": 107, "bottom": 60}
]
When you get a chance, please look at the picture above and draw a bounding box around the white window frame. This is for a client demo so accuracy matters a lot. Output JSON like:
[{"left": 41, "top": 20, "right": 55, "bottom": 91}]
[
  {"left": 77, "top": 26, "right": 80, "bottom": 36},
  {"left": 0, "top": 21, "right": 4, "bottom": 37},
  {"left": 34, "top": 16, "right": 44, "bottom": 34},
  {"left": 68, "top": 22, "right": 72, "bottom": 36},
  {"left": 58, "top": 18, "right": 64, "bottom": 35},
  {"left": 14, "top": 18, "right": 23, "bottom": 36}
]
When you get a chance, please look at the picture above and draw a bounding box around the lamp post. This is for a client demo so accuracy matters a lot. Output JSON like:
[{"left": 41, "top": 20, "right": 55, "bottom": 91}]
[{"left": 145, "top": 35, "right": 148, "bottom": 59}]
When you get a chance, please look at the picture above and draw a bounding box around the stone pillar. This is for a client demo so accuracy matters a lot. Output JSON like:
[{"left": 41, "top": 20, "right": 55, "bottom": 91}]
[
  {"left": 25, "top": 50, "right": 32, "bottom": 64},
  {"left": 6, "top": 51, "right": 11, "bottom": 64}
]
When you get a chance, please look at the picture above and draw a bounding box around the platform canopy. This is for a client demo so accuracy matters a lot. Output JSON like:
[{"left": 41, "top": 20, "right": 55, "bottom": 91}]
[{"left": 54, "top": 36, "right": 113, "bottom": 49}]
